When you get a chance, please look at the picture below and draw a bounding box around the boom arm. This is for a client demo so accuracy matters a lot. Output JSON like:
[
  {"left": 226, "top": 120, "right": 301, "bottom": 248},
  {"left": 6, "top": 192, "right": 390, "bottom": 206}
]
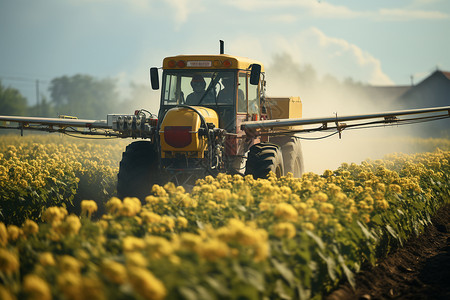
[
  {"left": 241, "top": 106, "right": 450, "bottom": 137},
  {"left": 0, "top": 112, "right": 156, "bottom": 138}
]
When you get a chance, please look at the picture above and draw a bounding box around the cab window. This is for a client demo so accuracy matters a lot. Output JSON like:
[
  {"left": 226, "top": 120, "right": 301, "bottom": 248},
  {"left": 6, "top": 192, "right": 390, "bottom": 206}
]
[
  {"left": 237, "top": 73, "right": 247, "bottom": 113},
  {"left": 248, "top": 74, "right": 260, "bottom": 115}
]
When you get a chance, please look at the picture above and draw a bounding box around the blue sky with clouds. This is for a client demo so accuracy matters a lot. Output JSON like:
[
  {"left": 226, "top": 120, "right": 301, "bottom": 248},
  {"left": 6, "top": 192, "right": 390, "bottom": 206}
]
[{"left": 1, "top": 0, "right": 449, "bottom": 105}]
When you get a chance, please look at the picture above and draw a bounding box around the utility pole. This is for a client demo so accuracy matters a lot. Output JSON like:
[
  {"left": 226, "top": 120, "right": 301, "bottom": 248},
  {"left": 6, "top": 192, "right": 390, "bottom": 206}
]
[{"left": 36, "top": 79, "right": 40, "bottom": 116}]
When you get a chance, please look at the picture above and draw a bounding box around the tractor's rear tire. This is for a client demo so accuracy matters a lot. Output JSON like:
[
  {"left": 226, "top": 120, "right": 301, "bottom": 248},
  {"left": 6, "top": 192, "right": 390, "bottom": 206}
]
[
  {"left": 271, "top": 135, "right": 304, "bottom": 178},
  {"left": 245, "top": 143, "right": 284, "bottom": 179},
  {"left": 117, "top": 141, "right": 159, "bottom": 201},
  {"left": 280, "top": 136, "right": 304, "bottom": 177}
]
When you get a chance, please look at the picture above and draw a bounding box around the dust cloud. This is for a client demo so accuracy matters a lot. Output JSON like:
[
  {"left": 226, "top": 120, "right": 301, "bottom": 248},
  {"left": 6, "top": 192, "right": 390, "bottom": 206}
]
[
  {"left": 116, "top": 81, "right": 160, "bottom": 116},
  {"left": 264, "top": 53, "right": 427, "bottom": 174}
]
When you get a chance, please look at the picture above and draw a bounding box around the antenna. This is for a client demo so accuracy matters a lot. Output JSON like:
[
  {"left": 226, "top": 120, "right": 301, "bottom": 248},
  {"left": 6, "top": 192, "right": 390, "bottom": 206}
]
[{"left": 220, "top": 40, "right": 224, "bottom": 54}]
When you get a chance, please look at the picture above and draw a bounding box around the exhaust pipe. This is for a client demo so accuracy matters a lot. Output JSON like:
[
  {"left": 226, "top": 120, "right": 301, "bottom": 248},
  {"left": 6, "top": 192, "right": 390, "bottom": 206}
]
[{"left": 220, "top": 40, "right": 224, "bottom": 54}]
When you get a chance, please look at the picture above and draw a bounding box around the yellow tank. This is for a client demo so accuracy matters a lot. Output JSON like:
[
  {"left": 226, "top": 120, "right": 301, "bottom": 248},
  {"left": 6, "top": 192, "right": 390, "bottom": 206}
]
[{"left": 159, "top": 107, "right": 219, "bottom": 158}]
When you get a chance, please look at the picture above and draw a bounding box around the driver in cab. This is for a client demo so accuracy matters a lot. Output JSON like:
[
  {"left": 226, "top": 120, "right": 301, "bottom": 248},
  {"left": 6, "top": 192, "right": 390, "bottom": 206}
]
[{"left": 185, "top": 74, "right": 215, "bottom": 105}]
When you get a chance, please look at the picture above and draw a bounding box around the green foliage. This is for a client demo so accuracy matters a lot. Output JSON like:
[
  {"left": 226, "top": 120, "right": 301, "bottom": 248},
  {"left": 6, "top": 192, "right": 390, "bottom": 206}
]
[
  {"left": 0, "top": 81, "right": 28, "bottom": 116},
  {"left": 49, "top": 74, "right": 120, "bottom": 119}
]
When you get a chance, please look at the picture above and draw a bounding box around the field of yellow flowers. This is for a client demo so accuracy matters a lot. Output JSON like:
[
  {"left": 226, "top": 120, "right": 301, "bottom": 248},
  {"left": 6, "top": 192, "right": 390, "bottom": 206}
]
[{"left": 0, "top": 134, "right": 449, "bottom": 300}]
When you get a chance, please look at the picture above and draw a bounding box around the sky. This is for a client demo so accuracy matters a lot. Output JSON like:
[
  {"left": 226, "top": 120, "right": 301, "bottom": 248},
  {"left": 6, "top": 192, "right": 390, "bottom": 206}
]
[
  {"left": 1, "top": 0, "right": 449, "bottom": 173},
  {"left": 1, "top": 0, "right": 449, "bottom": 105}
]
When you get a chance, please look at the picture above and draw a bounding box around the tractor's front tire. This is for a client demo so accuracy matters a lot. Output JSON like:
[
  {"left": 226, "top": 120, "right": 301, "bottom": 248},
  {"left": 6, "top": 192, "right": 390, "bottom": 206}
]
[
  {"left": 245, "top": 143, "right": 284, "bottom": 179},
  {"left": 117, "top": 141, "right": 159, "bottom": 201}
]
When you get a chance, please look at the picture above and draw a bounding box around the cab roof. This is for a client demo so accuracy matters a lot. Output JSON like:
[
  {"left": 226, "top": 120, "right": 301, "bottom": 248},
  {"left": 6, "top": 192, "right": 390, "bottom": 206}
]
[{"left": 163, "top": 54, "right": 265, "bottom": 72}]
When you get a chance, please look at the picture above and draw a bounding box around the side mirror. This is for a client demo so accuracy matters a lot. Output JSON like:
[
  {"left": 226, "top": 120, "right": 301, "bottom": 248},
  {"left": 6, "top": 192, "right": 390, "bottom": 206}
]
[
  {"left": 150, "top": 67, "right": 159, "bottom": 90},
  {"left": 249, "top": 64, "right": 261, "bottom": 85}
]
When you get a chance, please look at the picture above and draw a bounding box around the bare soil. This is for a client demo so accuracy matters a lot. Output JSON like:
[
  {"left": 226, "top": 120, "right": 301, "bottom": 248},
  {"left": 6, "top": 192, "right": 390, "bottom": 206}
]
[{"left": 326, "top": 204, "right": 450, "bottom": 300}]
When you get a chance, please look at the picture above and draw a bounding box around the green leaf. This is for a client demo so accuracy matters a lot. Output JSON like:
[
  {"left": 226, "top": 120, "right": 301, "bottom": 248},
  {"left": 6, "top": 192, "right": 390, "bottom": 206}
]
[
  {"left": 305, "top": 230, "right": 325, "bottom": 251},
  {"left": 338, "top": 254, "right": 355, "bottom": 289},
  {"left": 275, "top": 279, "right": 292, "bottom": 300},
  {"left": 371, "top": 214, "right": 384, "bottom": 226},
  {"left": 243, "top": 267, "right": 265, "bottom": 292},
  {"left": 271, "top": 258, "right": 295, "bottom": 287},
  {"left": 237, "top": 204, "right": 247, "bottom": 212},
  {"left": 357, "top": 220, "right": 377, "bottom": 241},
  {"left": 385, "top": 224, "right": 399, "bottom": 240},
  {"left": 205, "top": 276, "right": 230, "bottom": 297},
  {"left": 317, "top": 250, "right": 337, "bottom": 281}
]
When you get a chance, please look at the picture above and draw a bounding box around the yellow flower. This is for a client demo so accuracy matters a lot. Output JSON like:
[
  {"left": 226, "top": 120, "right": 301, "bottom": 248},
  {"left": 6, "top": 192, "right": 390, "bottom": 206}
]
[
  {"left": 389, "top": 184, "right": 402, "bottom": 194},
  {"left": 273, "top": 222, "right": 296, "bottom": 239},
  {"left": 23, "top": 274, "right": 52, "bottom": 300},
  {"left": 62, "top": 215, "right": 81, "bottom": 235},
  {"left": 197, "top": 238, "right": 230, "bottom": 261},
  {"left": 323, "top": 169, "right": 333, "bottom": 177},
  {"left": 0, "top": 249, "right": 19, "bottom": 274},
  {"left": 303, "top": 222, "right": 315, "bottom": 231},
  {"left": 294, "top": 202, "right": 308, "bottom": 215},
  {"left": 22, "top": 219, "right": 39, "bottom": 236},
  {"left": 81, "top": 200, "right": 98, "bottom": 217},
  {"left": 306, "top": 208, "right": 319, "bottom": 222},
  {"left": 126, "top": 252, "right": 148, "bottom": 267},
  {"left": 141, "top": 211, "right": 162, "bottom": 224},
  {"left": 176, "top": 216, "right": 188, "bottom": 228},
  {"left": 376, "top": 199, "right": 389, "bottom": 210},
  {"left": 274, "top": 203, "right": 298, "bottom": 221},
  {"left": 179, "top": 232, "right": 202, "bottom": 251},
  {"left": 57, "top": 272, "right": 82, "bottom": 300},
  {"left": 151, "top": 185, "right": 168, "bottom": 197},
  {"left": 254, "top": 242, "right": 270, "bottom": 262},
  {"left": 362, "top": 214, "right": 371, "bottom": 224},
  {"left": 258, "top": 201, "right": 271, "bottom": 211},
  {"left": 128, "top": 267, "right": 167, "bottom": 300},
  {"left": 121, "top": 197, "right": 141, "bottom": 217},
  {"left": 0, "top": 222, "right": 7, "bottom": 246},
  {"left": 145, "top": 236, "right": 174, "bottom": 258},
  {"left": 7, "top": 225, "right": 21, "bottom": 242},
  {"left": 81, "top": 276, "right": 105, "bottom": 300},
  {"left": 213, "top": 188, "right": 231, "bottom": 202},
  {"left": 39, "top": 252, "right": 56, "bottom": 266},
  {"left": 319, "top": 203, "right": 334, "bottom": 214},
  {"left": 123, "top": 236, "right": 146, "bottom": 252},
  {"left": 42, "top": 207, "right": 68, "bottom": 225},
  {"left": 101, "top": 259, "right": 127, "bottom": 284},
  {"left": 105, "top": 197, "right": 123, "bottom": 215},
  {"left": 312, "top": 192, "right": 328, "bottom": 202},
  {"left": 0, "top": 285, "right": 15, "bottom": 300},
  {"left": 59, "top": 255, "right": 82, "bottom": 274}
]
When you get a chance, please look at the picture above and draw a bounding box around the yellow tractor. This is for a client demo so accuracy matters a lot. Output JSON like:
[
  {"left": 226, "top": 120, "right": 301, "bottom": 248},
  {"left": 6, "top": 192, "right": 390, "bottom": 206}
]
[{"left": 116, "top": 49, "right": 307, "bottom": 198}]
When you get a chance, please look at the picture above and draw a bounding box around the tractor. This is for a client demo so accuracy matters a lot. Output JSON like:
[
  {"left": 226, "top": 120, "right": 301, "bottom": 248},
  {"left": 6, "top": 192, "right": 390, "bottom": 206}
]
[{"left": 116, "top": 50, "right": 304, "bottom": 198}]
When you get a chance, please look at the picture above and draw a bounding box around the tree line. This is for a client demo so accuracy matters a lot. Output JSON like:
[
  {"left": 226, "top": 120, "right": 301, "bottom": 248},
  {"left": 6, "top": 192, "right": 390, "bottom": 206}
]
[{"left": 0, "top": 74, "right": 158, "bottom": 120}]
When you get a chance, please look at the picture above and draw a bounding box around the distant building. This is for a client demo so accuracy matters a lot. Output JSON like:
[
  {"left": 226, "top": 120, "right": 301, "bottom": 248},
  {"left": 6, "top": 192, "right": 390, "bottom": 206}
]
[
  {"left": 397, "top": 70, "right": 450, "bottom": 109},
  {"left": 356, "top": 70, "right": 450, "bottom": 137}
]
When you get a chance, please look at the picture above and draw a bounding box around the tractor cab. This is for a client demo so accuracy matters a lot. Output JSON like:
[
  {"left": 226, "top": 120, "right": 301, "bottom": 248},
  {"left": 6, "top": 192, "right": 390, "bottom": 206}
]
[{"left": 152, "top": 55, "right": 264, "bottom": 134}]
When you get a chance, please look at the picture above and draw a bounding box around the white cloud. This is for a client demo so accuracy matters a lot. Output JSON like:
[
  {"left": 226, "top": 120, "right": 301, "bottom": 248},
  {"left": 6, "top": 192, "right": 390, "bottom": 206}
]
[
  {"left": 268, "top": 14, "right": 298, "bottom": 24},
  {"left": 282, "top": 28, "right": 392, "bottom": 85},
  {"left": 165, "top": 0, "right": 204, "bottom": 28},
  {"left": 378, "top": 8, "right": 448, "bottom": 20},
  {"left": 222, "top": 0, "right": 449, "bottom": 21}
]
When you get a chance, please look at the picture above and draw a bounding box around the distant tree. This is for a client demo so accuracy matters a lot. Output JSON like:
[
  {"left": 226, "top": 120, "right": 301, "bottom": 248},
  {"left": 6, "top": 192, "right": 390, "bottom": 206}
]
[
  {"left": 49, "top": 74, "right": 119, "bottom": 119},
  {"left": 0, "top": 81, "right": 28, "bottom": 116}
]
